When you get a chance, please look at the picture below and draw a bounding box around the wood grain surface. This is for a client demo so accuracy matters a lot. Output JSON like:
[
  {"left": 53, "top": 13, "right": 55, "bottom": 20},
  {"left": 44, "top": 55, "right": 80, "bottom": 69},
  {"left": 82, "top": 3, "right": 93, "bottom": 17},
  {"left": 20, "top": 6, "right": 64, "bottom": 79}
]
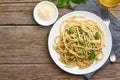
[{"left": 0, "top": 0, "right": 120, "bottom": 80}]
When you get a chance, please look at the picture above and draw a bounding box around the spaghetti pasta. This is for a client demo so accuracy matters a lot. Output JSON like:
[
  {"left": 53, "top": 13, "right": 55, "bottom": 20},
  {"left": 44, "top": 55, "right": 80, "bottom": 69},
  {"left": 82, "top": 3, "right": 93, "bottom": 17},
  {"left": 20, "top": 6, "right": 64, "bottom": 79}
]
[{"left": 53, "top": 16, "right": 105, "bottom": 69}]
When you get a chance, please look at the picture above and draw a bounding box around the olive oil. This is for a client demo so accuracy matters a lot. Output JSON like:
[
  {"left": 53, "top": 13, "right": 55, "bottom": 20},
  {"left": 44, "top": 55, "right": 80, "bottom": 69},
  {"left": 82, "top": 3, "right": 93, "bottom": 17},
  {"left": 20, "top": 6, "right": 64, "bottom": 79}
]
[{"left": 99, "top": 0, "right": 120, "bottom": 7}]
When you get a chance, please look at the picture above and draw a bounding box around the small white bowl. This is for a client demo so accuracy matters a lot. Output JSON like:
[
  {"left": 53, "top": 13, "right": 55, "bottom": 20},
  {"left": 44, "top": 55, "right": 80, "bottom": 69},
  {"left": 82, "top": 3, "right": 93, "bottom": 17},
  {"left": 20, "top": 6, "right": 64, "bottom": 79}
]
[{"left": 33, "top": 1, "right": 58, "bottom": 26}]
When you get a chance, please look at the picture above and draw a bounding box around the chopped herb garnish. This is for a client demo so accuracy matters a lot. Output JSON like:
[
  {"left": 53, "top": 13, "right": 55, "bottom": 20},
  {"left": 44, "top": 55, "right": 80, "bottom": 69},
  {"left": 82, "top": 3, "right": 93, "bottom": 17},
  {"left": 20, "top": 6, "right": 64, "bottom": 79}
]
[
  {"left": 79, "top": 41, "right": 84, "bottom": 46},
  {"left": 85, "top": 32, "right": 88, "bottom": 35},
  {"left": 68, "top": 27, "right": 75, "bottom": 34},
  {"left": 89, "top": 51, "right": 96, "bottom": 59},
  {"left": 84, "top": 40, "right": 89, "bottom": 45},
  {"left": 92, "top": 44, "right": 95, "bottom": 48},
  {"left": 95, "top": 32, "right": 101, "bottom": 40},
  {"left": 79, "top": 40, "right": 88, "bottom": 46},
  {"left": 66, "top": 39, "right": 69, "bottom": 43},
  {"left": 68, "top": 56, "right": 74, "bottom": 61}
]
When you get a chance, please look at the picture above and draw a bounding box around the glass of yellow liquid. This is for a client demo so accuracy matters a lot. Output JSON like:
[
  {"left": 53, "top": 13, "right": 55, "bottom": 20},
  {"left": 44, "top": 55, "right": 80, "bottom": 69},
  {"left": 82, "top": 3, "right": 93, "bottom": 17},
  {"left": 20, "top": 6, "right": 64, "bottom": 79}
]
[{"left": 99, "top": 0, "right": 120, "bottom": 7}]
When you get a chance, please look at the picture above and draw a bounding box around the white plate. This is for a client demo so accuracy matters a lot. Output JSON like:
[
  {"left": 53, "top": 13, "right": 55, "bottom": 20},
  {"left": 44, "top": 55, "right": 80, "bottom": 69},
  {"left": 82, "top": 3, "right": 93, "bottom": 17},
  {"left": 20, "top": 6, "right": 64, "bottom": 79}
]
[{"left": 48, "top": 11, "right": 112, "bottom": 75}]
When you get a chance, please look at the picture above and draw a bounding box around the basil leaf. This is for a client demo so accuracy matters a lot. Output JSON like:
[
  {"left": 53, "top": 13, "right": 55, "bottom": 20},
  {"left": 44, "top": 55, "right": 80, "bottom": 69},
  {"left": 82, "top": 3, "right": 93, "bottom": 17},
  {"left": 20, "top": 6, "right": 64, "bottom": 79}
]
[
  {"left": 67, "top": 0, "right": 72, "bottom": 8},
  {"left": 49, "top": 0, "right": 54, "bottom": 2},
  {"left": 95, "top": 32, "right": 101, "bottom": 40},
  {"left": 71, "top": 0, "right": 86, "bottom": 4},
  {"left": 49, "top": 0, "right": 87, "bottom": 9},
  {"left": 79, "top": 40, "right": 88, "bottom": 46},
  {"left": 56, "top": 0, "right": 68, "bottom": 8},
  {"left": 89, "top": 51, "right": 96, "bottom": 59}
]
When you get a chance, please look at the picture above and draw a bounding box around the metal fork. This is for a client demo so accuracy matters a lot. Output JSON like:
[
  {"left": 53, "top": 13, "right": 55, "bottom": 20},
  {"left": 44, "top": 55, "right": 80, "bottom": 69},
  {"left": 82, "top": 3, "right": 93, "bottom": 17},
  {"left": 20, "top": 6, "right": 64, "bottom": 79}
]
[
  {"left": 100, "top": 7, "right": 110, "bottom": 27},
  {"left": 100, "top": 7, "right": 116, "bottom": 62}
]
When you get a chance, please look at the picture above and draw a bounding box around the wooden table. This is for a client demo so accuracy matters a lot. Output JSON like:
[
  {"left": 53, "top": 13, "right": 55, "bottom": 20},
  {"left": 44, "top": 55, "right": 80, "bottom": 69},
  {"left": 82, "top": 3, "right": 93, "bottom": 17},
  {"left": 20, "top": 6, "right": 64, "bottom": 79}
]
[{"left": 0, "top": 0, "right": 120, "bottom": 80}]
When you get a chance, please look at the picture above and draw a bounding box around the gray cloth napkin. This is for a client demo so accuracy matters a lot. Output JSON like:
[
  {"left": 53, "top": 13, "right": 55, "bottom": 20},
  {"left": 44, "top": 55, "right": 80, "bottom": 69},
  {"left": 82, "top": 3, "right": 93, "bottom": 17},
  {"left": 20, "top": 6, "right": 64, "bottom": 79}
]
[{"left": 74, "top": 0, "right": 120, "bottom": 79}]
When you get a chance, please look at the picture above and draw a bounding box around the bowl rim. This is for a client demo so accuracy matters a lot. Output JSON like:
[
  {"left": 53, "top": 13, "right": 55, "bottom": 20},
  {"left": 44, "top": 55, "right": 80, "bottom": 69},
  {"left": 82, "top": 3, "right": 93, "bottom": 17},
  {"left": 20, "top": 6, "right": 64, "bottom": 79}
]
[{"left": 33, "top": 1, "right": 59, "bottom": 26}]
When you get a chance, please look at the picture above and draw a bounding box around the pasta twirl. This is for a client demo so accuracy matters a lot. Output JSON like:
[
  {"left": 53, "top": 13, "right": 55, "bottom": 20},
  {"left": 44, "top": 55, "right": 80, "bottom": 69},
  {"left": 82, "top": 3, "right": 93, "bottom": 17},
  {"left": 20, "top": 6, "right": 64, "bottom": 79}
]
[{"left": 53, "top": 16, "right": 105, "bottom": 69}]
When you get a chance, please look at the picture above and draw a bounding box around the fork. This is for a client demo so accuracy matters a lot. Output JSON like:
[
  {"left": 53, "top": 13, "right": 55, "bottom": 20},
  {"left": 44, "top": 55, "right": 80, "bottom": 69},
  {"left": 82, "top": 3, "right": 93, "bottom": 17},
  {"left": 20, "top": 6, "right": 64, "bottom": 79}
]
[
  {"left": 100, "top": 7, "right": 110, "bottom": 27},
  {"left": 100, "top": 7, "right": 116, "bottom": 62}
]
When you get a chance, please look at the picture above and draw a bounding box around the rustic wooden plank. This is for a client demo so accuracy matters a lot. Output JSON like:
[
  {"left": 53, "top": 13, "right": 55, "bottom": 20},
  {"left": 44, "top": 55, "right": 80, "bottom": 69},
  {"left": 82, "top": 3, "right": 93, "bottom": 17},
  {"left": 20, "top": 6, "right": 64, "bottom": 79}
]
[
  {"left": 116, "top": 58, "right": 120, "bottom": 63},
  {"left": 108, "top": 3, "right": 120, "bottom": 11},
  {"left": 0, "top": 1, "right": 119, "bottom": 25},
  {"left": 0, "top": 63, "right": 119, "bottom": 80},
  {"left": 0, "top": 2, "right": 119, "bottom": 12},
  {"left": 0, "top": 11, "right": 72, "bottom": 25},
  {"left": 109, "top": 11, "right": 120, "bottom": 20},
  {"left": 0, "top": 12, "right": 37, "bottom": 25},
  {"left": 92, "top": 63, "right": 120, "bottom": 80},
  {"left": 0, "top": 26, "right": 119, "bottom": 64},
  {"left": 0, "top": 64, "right": 84, "bottom": 80},
  {"left": 0, "top": 2, "right": 36, "bottom": 12},
  {"left": 0, "top": 9, "right": 71, "bottom": 25},
  {"left": 0, "top": 2, "right": 71, "bottom": 12},
  {"left": 0, "top": 0, "right": 42, "bottom": 3},
  {"left": 0, "top": 10, "right": 119, "bottom": 25},
  {"left": 0, "top": 26, "right": 53, "bottom": 63}
]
